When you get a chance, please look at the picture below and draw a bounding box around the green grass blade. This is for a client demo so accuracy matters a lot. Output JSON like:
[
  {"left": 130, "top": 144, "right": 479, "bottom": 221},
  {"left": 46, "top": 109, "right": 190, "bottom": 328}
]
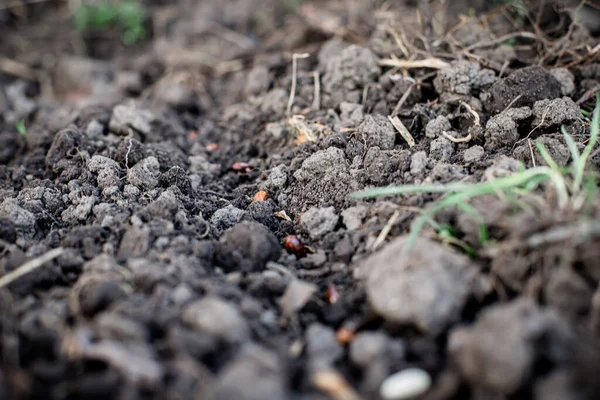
[
  {"left": 574, "top": 94, "right": 600, "bottom": 191},
  {"left": 353, "top": 167, "right": 553, "bottom": 199},
  {"left": 535, "top": 141, "right": 560, "bottom": 172},
  {"left": 352, "top": 182, "right": 474, "bottom": 198},
  {"left": 456, "top": 201, "right": 489, "bottom": 244},
  {"left": 561, "top": 125, "right": 580, "bottom": 167},
  {"left": 15, "top": 120, "right": 27, "bottom": 137}
]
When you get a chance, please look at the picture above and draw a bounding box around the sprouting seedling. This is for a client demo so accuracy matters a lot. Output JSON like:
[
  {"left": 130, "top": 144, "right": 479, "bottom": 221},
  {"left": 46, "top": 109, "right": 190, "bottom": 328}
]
[
  {"left": 352, "top": 94, "right": 600, "bottom": 256},
  {"left": 74, "top": 1, "right": 147, "bottom": 45},
  {"left": 16, "top": 120, "right": 27, "bottom": 137}
]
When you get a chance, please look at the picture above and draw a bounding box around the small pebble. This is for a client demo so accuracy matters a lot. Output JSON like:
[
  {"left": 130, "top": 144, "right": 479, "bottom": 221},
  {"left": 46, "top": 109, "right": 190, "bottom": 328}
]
[{"left": 380, "top": 368, "right": 432, "bottom": 400}]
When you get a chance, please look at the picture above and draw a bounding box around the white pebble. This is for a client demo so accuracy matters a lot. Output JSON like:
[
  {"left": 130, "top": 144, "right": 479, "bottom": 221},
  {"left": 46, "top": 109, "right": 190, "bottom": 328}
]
[{"left": 380, "top": 368, "right": 432, "bottom": 400}]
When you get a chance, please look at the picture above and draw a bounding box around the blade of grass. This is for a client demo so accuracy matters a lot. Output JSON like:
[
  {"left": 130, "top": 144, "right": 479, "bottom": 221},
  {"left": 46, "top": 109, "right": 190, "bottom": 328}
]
[
  {"left": 535, "top": 141, "right": 560, "bottom": 171},
  {"left": 574, "top": 94, "right": 599, "bottom": 192},
  {"left": 355, "top": 167, "right": 554, "bottom": 200},
  {"left": 535, "top": 141, "right": 570, "bottom": 207},
  {"left": 561, "top": 126, "right": 580, "bottom": 167},
  {"left": 352, "top": 181, "right": 475, "bottom": 198},
  {"left": 456, "top": 201, "right": 489, "bottom": 244}
]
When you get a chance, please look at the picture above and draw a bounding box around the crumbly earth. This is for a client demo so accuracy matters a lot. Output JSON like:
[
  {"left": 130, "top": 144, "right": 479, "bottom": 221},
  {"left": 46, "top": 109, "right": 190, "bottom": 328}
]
[{"left": 1, "top": 1, "right": 600, "bottom": 399}]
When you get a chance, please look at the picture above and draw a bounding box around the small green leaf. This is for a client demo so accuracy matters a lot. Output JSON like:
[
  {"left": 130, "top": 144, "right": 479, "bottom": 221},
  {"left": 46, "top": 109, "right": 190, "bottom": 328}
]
[{"left": 16, "top": 120, "right": 27, "bottom": 137}]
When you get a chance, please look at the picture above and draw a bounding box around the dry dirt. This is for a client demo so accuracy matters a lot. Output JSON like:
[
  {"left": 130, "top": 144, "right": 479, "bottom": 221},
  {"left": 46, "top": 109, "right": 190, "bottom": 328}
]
[{"left": 1, "top": 0, "right": 600, "bottom": 399}]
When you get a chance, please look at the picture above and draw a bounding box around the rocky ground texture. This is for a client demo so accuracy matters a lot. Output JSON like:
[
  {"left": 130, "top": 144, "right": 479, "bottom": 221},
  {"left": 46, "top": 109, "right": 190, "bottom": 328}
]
[{"left": 1, "top": 0, "right": 600, "bottom": 399}]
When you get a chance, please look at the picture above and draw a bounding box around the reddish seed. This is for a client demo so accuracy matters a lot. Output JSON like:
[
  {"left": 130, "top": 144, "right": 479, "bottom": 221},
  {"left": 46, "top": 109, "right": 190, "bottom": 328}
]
[
  {"left": 326, "top": 284, "right": 340, "bottom": 304},
  {"left": 188, "top": 130, "right": 198, "bottom": 139},
  {"left": 336, "top": 327, "right": 355, "bottom": 344},
  {"left": 206, "top": 143, "right": 219, "bottom": 151},
  {"left": 283, "top": 235, "right": 307, "bottom": 257},
  {"left": 231, "top": 162, "right": 251, "bottom": 172},
  {"left": 253, "top": 190, "right": 268, "bottom": 202}
]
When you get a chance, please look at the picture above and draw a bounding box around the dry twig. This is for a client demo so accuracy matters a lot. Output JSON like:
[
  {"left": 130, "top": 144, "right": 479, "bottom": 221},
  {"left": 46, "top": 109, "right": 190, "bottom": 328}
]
[
  {"left": 0, "top": 248, "right": 65, "bottom": 289},
  {"left": 378, "top": 55, "right": 449, "bottom": 70},
  {"left": 287, "top": 53, "right": 310, "bottom": 116},
  {"left": 464, "top": 32, "right": 544, "bottom": 52},
  {"left": 391, "top": 84, "right": 416, "bottom": 116},
  {"left": 371, "top": 210, "right": 401, "bottom": 251},
  {"left": 312, "top": 70, "right": 320, "bottom": 111},
  {"left": 442, "top": 131, "right": 472, "bottom": 143},
  {"left": 0, "top": 56, "right": 39, "bottom": 81},
  {"left": 388, "top": 115, "right": 415, "bottom": 147},
  {"left": 312, "top": 370, "right": 362, "bottom": 400}
]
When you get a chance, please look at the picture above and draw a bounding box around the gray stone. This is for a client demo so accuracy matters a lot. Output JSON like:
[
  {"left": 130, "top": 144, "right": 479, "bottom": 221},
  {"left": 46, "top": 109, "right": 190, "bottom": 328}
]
[
  {"left": 341, "top": 206, "right": 367, "bottom": 231},
  {"left": 300, "top": 207, "right": 339, "bottom": 239},
  {"left": 279, "top": 279, "right": 317, "bottom": 316},
  {"left": 463, "top": 145, "right": 485, "bottom": 163},
  {"left": 147, "top": 189, "right": 181, "bottom": 219},
  {"left": 429, "top": 137, "right": 454, "bottom": 161},
  {"left": 323, "top": 45, "right": 380, "bottom": 105},
  {"left": 189, "top": 154, "right": 220, "bottom": 175},
  {"left": 532, "top": 97, "right": 580, "bottom": 129},
  {"left": 306, "top": 323, "right": 343, "bottom": 371},
  {"left": 118, "top": 226, "right": 150, "bottom": 258},
  {"left": 0, "top": 198, "right": 36, "bottom": 237},
  {"left": 220, "top": 221, "right": 281, "bottom": 271},
  {"left": 244, "top": 65, "right": 271, "bottom": 97},
  {"left": 340, "top": 102, "right": 365, "bottom": 127},
  {"left": 292, "top": 147, "right": 353, "bottom": 209},
  {"left": 485, "top": 107, "right": 532, "bottom": 150},
  {"left": 61, "top": 196, "right": 95, "bottom": 224},
  {"left": 349, "top": 332, "right": 390, "bottom": 367},
  {"left": 109, "top": 101, "right": 154, "bottom": 135},
  {"left": 449, "top": 299, "right": 574, "bottom": 394},
  {"left": 128, "top": 157, "right": 160, "bottom": 191},
  {"left": 485, "top": 66, "right": 562, "bottom": 113},
  {"left": 410, "top": 151, "right": 428, "bottom": 177},
  {"left": 211, "top": 344, "right": 286, "bottom": 400},
  {"left": 362, "top": 236, "right": 481, "bottom": 335},
  {"left": 182, "top": 296, "right": 249, "bottom": 344},
  {"left": 425, "top": 116, "right": 452, "bottom": 139},
  {"left": 359, "top": 114, "right": 396, "bottom": 150},
  {"left": 210, "top": 205, "right": 245, "bottom": 237},
  {"left": 549, "top": 68, "right": 575, "bottom": 96},
  {"left": 260, "top": 164, "right": 287, "bottom": 191},
  {"left": 88, "top": 155, "right": 120, "bottom": 172},
  {"left": 434, "top": 61, "right": 496, "bottom": 97}
]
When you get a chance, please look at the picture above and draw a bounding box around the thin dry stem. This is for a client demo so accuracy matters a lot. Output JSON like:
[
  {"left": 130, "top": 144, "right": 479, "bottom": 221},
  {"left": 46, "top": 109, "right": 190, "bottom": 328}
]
[
  {"left": 371, "top": 210, "right": 401, "bottom": 251},
  {"left": 0, "top": 56, "right": 39, "bottom": 81},
  {"left": 385, "top": 27, "right": 410, "bottom": 58},
  {"left": 0, "top": 248, "right": 65, "bottom": 289},
  {"left": 442, "top": 131, "right": 472, "bottom": 143},
  {"left": 528, "top": 139, "right": 537, "bottom": 167},
  {"left": 388, "top": 115, "right": 415, "bottom": 147},
  {"left": 287, "top": 53, "right": 310, "bottom": 116},
  {"left": 312, "top": 70, "right": 320, "bottom": 111},
  {"left": 378, "top": 55, "right": 449, "bottom": 70},
  {"left": 460, "top": 101, "right": 481, "bottom": 126},
  {"left": 502, "top": 94, "right": 524, "bottom": 114},
  {"left": 312, "top": 370, "right": 363, "bottom": 400},
  {"left": 464, "top": 31, "right": 545, "bottom": 52},
  {"left": 391, "top": 84, "right": 415, "bottom": 116}
]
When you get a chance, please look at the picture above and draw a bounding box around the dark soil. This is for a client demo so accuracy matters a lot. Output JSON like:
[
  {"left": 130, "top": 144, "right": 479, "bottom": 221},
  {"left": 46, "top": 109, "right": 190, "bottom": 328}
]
[{"left": 1, "top": 0, "right": 600, "bottom": 399}]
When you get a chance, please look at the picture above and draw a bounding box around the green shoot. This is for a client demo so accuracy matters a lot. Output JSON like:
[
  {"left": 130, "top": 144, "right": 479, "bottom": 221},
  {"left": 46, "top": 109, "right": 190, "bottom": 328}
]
[
  {"left": 575, "top": 97, "right": 599, "bottom": 191},
  {"left": 16, "top": 120, "right": 27, "bottom": 137},
  {"left": 352, "top": 95, "right": 600, "bottom": 255},
  {"left": 74, "top": 1, "right": 147, "bottom": 45}
]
